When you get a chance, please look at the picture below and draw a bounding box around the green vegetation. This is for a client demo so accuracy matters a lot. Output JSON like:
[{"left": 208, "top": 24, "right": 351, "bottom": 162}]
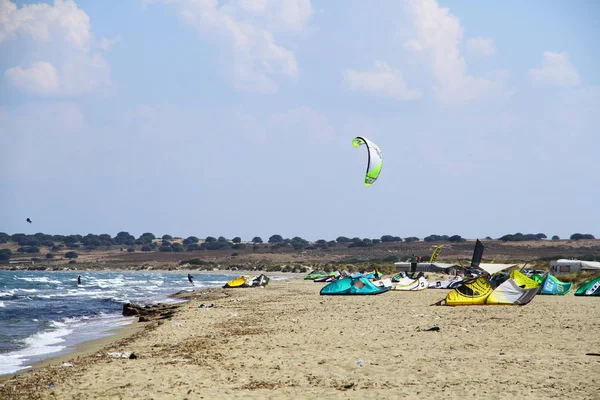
[
  {"left": 0, "top": 249, "right": 12, "bottom": 261},
  {"left": 17, "top": 246, "right": 40, "bottom": 254},
  {"left": 180, "top": 258, "right": 214, "bottom": 266},
  {"left": 0, "top": 232, "right": 597, "bottom": 265},
  {"left": 64, "top": 251, "right": 78, "bottom": 259},
  {"left": 380, "top": 235, "right": 402, "bottom": 242},
  {"left": 498, "top": 233, "right": 547, "bottom": 241},
  {"left": 570, "top": 233, "right": 595, "bottom": 240},
  {"left": 268, "top": 235, "right": 283, "bottom": 243}
]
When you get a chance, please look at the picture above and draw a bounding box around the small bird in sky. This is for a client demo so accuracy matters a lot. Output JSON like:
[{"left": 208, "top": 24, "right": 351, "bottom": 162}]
[{"left": 26, "top": 218, "right": 32, "bottom": 224}]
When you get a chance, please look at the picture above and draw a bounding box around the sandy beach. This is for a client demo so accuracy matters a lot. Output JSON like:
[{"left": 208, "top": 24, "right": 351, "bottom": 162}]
[{"left": 1, "top": 276, "right": 599, "bottom": 399}]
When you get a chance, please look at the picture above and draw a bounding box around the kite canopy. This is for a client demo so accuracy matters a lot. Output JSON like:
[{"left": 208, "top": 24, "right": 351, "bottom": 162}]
[
  {"left": 352, "top": 136, "right": 382, "bottom": 186},
  {"left": 222, "top": 275, "right": 270, "bottom": 288},
  {"left": 539, "top": 274, "right": 572, "bottom": 295},
  {"left": 320, "top": 277, "right": 390, "bottom": 295},
  {"left": 575, "top": 276, "right": 600, "bottom": 296},
  {"left": 429, "top": 245, "right": 444, "bottom": 263},
  {"left": 444, "top": 270, "right": 539, "bottom": 306},
  {"left": 477, "top": 263, "right": 522, "bottom": 275}
]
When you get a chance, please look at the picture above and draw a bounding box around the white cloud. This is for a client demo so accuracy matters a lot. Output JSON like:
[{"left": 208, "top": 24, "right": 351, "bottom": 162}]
[
  {"left": 403, "top": 0, "right": 507, "bottom": 105},
  {"left": 467, "top": 37, "right": 495, "bottom": 57},
  {"left": 98, "top": 34, "right": 122, "bottom": 51},
  {"left": 147, "top": 0, "right": 312, "bottom": 92},
  {"left": 403, "top": 39, "right": 423, "bottom": 52},
  {"left": 529, "top": 51, "right": 580, "bottom": 88},
  {"left": 0, "top": 0, "right": 112, "bottom": 96},
  {"left": 234, "top": 0, "right": 314, "bottom": 31},
  {"left": 343, "top": 61, "right": 422, "bottom": 100},
  {"left": 4, "top": 61, "right": 60, "bottom": 95}
]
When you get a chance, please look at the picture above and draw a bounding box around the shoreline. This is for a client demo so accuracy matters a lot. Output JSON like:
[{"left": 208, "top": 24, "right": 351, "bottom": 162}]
[
  {"left": 0, "top": 317, "right": 145, "bottom": 383},
  {"left": 2, "top": 277, "right": 599, "bottom": 399},
  {"left": 0, "top": 270, "right": 300, "bottom": 382}
]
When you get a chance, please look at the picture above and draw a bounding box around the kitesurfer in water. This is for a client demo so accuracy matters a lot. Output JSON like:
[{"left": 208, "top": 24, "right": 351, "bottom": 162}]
[
  {"left": 77, "top": 275, "right": 82, "bottom": 285},
  {"left": 188, "top": 274, "right": 194, "bottom": 286}
]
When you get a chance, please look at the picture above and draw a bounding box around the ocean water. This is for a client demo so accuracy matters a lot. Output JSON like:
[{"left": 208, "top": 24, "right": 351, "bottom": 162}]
[{"left": 0, "top": 270, "right": 281, "bottom": 376}]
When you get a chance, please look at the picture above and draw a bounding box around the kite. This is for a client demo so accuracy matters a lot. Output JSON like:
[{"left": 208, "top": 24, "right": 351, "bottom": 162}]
[{"left": 352, "top": 136, "right": 383, "bottom": 186}]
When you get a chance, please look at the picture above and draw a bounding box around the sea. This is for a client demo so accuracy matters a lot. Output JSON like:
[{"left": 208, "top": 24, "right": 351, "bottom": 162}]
[{"left": 0, "top": 270, "right": 282, "bottom": 376}]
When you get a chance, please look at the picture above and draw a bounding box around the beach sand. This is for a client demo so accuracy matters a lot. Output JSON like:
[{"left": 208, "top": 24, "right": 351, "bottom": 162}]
[{"left": 1, "top": 277, "right": 599, "bottom": 399}]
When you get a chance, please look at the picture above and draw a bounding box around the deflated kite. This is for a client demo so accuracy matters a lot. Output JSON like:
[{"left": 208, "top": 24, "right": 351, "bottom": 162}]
[{"left": 352, "top": 136, "right": 383, "bottom": 186}]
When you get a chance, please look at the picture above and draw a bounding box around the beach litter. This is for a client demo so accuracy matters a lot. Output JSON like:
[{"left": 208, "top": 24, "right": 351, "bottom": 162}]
[
  {"left": 107, "top": 352, "right": 133, "bottom": 358},
  {"left": 421, "top": 326, "right": 440, "bottom": 332},
  {"left": 61, "top": 363, "right": 73, "bottom": 367},
  {"left": 356, "top": 359, "right": 364, "bottom": 367}
]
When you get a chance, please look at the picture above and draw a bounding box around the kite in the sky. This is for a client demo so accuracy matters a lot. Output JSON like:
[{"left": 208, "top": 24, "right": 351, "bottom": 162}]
[
  {"left": 26, "top": 218, "right": 32, "bottom": 224},
  {"left": 352, "top": 136, "right": 383, "bottom": 186}
]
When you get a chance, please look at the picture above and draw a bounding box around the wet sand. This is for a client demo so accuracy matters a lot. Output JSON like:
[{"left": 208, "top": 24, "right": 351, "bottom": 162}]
[{"left": 1, "top": 277, "right": 599, "bottom": 399}]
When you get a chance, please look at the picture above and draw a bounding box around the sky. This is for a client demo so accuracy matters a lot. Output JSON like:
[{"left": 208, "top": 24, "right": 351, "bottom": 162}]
[{"left": 1, "top": 0, "right": 599, "bottom": 242}]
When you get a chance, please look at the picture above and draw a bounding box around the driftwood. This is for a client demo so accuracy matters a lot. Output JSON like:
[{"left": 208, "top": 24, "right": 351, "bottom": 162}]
[{"left": 122, "top": 303, "right": 179, "bottom": 322}]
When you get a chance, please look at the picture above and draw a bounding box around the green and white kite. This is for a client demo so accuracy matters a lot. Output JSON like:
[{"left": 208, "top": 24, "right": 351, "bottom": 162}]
[{"left": 352, "top": 136, "right": 383, "bottom": 186}]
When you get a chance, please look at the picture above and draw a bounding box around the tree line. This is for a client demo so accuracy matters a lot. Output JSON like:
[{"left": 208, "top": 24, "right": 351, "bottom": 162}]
[{"left": 0, "top": 231, "right": 596, "bottom": 261}]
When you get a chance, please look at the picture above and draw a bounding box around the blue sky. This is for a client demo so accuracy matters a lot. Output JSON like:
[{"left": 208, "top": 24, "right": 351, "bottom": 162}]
[{"left": 1, "top": 0, "right": 598, "bottom": 241}]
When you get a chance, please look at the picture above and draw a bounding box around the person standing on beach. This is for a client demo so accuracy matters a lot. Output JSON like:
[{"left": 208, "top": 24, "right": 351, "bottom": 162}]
[
  {"left": 188, "top": 274, "right": 195, "bottom": 286},
  {"left": 77, "top": 275, "right": 82, "bottom": 285}
]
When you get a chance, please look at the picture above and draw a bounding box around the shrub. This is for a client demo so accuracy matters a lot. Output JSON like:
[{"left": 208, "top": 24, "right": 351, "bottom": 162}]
[
  {"left": 180, "top": 258, "right": 212, "bottom": 266},
  {"left": 18, "top": 246, "right": 40, "bottom": 254},
  {"left": 0, "top": 249, "right": 13, "bottom": 260},
  {"left": 570, "top": 233, "right": 595, "bottom": 240},
  {"left": 171, "top": 243, "right": 185, "bottom": 252},
  {"left": 65, "top": 251, "right": 78, "bottom": 259},
  {"left": 268, "top": 235, "right": 284, "bottom": 243},
  {"left": 183, "top": 236, "right": 199, "bottom": 245}
]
